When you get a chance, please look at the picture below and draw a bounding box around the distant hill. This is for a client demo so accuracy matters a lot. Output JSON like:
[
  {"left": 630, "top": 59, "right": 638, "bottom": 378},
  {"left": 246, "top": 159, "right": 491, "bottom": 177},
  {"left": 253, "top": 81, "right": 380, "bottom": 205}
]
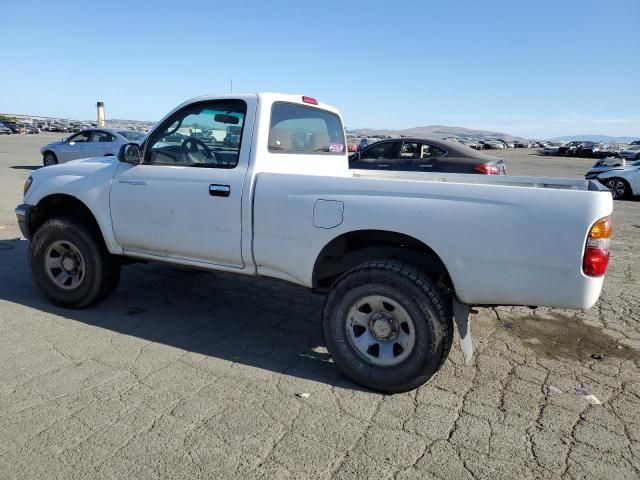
[
  {"left": 548, "top": 135, "right": 639, "bottom": 143},
  {"left": 348, "top": 125, "right": 526, "bottom": 141}
]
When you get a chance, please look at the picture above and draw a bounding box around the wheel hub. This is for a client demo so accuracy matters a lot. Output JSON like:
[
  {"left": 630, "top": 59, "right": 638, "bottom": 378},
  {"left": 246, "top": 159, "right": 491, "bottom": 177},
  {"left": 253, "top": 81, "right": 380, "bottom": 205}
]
[
  {"left": 62, "top": 255, "right": 77, "bottom": 272},
  {"left": 370, "top": 312, "right": 398, "bottom": 341}
]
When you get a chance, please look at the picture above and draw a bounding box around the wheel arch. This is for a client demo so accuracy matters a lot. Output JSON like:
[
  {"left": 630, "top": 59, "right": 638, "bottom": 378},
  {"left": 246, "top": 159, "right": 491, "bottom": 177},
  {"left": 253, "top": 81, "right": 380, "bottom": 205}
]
[
  {"left": 29, "top": 194, "right": 104, "bottom": 241},
  {"left": 312, "top": 229, "right": 455, "bottom": 295}
]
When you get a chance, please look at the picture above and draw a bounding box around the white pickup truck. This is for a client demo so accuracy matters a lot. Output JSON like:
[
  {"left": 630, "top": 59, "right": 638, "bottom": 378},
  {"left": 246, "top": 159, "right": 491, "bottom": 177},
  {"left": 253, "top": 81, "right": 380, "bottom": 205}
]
[{"left": 16, "top": 93, "right": 613, "bottom": 392}]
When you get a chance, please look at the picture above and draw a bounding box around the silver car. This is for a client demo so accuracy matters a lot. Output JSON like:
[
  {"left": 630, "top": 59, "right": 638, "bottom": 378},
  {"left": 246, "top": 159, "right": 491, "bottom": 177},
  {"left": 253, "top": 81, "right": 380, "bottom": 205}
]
[{"left": 40, "top": 128, "right": 145, "bottom": 166}]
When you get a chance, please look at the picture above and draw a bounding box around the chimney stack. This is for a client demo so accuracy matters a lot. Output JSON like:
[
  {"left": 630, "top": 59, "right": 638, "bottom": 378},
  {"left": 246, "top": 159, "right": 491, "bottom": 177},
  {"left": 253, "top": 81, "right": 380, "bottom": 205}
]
[{"left": 96, "top": 102, "right": 105, "bottom": 127}]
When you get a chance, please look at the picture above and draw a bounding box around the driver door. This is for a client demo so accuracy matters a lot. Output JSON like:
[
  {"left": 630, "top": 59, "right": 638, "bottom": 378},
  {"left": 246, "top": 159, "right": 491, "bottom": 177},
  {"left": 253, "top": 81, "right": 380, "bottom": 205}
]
[
  {"left": 109, "top": 99, "right": 251, "bottom": 268},
  {"left": 61, "top": 131, "right": 91, "bottom": 160}
]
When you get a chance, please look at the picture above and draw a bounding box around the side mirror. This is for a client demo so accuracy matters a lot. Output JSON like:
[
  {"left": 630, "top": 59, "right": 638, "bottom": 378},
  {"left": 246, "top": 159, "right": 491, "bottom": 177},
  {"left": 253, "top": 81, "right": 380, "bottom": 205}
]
[
  {"left": 118, "top": 143, "right": 142, "bottom": 164},
  {"left": 61, "top": 138, "right": 67, "bottom": 143}
]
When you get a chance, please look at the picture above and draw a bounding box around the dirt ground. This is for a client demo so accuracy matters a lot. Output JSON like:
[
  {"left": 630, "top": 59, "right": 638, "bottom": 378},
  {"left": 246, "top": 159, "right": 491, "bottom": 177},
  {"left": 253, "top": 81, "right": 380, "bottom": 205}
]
[{"left": 1, "top": 133, "right": 639, "bottom": 479}]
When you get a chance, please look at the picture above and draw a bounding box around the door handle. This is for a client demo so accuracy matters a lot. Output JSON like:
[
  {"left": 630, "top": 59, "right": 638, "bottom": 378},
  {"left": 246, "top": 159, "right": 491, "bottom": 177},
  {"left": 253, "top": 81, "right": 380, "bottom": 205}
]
[{"left": 209, "top": 184, "right": 230, "bottom": 197}]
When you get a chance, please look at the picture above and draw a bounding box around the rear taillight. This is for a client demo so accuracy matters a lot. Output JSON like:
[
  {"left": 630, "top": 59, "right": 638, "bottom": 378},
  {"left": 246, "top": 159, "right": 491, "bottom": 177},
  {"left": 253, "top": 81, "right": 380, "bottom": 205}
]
[
  {"left": 302, "top": 96, "right": 318, "bottom": 105},
  {"left": 582, "top": 216, "right": 612, "bottom": 276},
  {"left": 473, "top": 163, "right": 500, "bottom": 175}
]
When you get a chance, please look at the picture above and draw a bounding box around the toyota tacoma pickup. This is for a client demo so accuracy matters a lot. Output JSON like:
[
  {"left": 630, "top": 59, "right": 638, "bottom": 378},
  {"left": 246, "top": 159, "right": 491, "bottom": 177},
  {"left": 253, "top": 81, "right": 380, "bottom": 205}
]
[{"left": 16, "top": 93, "right": 613, "bottom": 392}]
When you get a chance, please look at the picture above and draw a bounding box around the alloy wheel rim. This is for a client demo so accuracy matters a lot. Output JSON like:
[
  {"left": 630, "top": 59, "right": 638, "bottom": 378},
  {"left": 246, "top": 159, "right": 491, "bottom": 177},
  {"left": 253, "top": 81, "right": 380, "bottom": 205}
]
[
  {"left": 44, "top": 240, "right": 85, "bottom": 290},
  {"left": 45, "top": 154, "right": 56, "bottom": 165},
  {"left": 606, "top": 180, "right": 625, "bottom": 199},
  {"left": 346, "top": 295, "right": 416, "bottom": 367}
]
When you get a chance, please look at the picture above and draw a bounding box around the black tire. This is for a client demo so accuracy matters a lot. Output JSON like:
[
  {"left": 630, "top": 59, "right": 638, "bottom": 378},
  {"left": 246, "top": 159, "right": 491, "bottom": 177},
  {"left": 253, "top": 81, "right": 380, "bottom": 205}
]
[
  {"left": 322, "top": 260, "right": 453, "bottom": 393},
  {"left": 29, "top": 217, "right": 120, "bottom": 308},
  {"left": 43, "top": 151, "right": 58, "bottom": 166},
  {"left": 603, "top": 177, "right": 630, "bottom": 200}
]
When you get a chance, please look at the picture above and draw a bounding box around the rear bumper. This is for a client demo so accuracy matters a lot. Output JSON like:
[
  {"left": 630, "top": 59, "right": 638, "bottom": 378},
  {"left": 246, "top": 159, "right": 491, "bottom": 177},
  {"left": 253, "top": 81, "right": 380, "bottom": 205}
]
[{"left": 15, "top": 204, "right": 34, "bottom": 240}]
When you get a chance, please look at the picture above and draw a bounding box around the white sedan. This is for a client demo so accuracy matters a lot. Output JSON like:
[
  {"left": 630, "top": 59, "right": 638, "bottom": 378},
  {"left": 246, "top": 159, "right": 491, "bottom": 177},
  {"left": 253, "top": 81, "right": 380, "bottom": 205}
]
[
  {"left": 586, "top": 159, "right": 640, "bottom": 199},
  {"left": 40, "top": 128, "right": 145, "bottom": 166}
]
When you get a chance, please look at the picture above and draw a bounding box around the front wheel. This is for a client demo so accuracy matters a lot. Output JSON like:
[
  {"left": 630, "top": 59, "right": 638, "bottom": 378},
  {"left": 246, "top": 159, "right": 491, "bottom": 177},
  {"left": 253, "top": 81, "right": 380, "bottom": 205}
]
[
  {"left": 604, "top": 178, "right": 629, "bottom": 200},
  {"left": 29, "top": 217, "right": 121, "bottom": 308},
  {"left": 322, "top": 260, "right": 453, "bottom": 393},
  {"left": 43, "top": 151, "right": 58, "bottom": 166}
]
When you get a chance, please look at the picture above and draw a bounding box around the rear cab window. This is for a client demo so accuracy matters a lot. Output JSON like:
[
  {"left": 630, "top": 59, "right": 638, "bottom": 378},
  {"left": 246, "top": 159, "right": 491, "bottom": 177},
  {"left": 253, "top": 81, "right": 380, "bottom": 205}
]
[{"left": 268, "top": 103, "right": 345, "bottom": 155}]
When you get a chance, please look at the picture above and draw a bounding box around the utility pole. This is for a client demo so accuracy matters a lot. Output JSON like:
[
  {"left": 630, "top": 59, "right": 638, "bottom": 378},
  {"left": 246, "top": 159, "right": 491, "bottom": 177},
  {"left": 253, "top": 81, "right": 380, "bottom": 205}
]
[{"left": 230, "top": 79, "right": 233, "bottom": 93}]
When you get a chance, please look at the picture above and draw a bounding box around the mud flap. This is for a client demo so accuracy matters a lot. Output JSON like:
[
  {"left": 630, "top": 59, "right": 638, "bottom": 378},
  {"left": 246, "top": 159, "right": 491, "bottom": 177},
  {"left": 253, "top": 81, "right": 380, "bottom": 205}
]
[{"left": 452, "top": 296, "right": 473, "bottom": 365}]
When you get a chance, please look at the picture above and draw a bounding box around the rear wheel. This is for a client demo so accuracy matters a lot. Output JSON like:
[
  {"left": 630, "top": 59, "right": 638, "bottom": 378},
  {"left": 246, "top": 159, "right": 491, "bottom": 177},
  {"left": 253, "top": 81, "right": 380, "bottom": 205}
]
[
  {"left": 29, "top": 217, "right": 120, "bottom": 308},
  {"left": 43, "top": 151, "right": 58, "bottom": 166},
  {"left": 322, "top": 260, "right": 453, "bottom": 393},
  {"left": 604, "top": 178, "right": 629, "bottom": 200}
]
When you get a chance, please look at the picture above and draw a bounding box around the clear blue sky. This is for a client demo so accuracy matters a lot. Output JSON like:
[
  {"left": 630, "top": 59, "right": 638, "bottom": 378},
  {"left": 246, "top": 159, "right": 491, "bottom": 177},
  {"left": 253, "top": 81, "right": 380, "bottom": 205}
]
[{"left": 1, "top": 0, "right": 638, "bottom": 138}]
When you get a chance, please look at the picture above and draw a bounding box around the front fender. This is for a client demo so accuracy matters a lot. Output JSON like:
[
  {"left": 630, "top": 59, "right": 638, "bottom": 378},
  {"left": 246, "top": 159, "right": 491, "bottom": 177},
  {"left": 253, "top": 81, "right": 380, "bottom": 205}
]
[{"left": 23, "top": 161, "right": 122, "bottom": 254}]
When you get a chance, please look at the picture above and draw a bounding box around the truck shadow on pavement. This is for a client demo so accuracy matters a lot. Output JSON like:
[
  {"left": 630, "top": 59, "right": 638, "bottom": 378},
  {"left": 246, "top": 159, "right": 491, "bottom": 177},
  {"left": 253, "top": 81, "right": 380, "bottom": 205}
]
[{"left": 0, "top": 238, "right": 368, "bottom": 392}]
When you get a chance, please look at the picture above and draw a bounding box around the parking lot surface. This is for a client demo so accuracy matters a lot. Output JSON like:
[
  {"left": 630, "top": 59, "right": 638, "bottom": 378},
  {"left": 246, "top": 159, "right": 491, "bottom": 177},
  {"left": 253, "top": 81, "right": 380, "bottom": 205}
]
[{"left": 1, "top": 134, "right": 639, "bottom": 479}]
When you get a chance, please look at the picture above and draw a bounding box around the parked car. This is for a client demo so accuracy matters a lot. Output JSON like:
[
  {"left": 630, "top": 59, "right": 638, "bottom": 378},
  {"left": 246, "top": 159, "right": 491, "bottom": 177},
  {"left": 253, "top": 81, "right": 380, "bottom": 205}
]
[
  {"left": 349, "top": 137, "right": 506, "bottom": 174},
  {"left": 619, "top": 145, "right": 640, "bottom": 161},
  {"left": 576, "top": 142, "right": 603, "bottom": 158},
  {"left": 24, "top": 124, "right": 40, "bottom": 134},
  {"left": 480, "top": 140, "right": 504, "bottom": 150},
  {"left": 460, "top": 140, "right": 482, "bottom": 150},
  {"left": 557, "top": 141, "right": 602, "bottom": 157},
  {"left": 0, "top": 123, "right": 12, "bottom": 135},
  {"left": 541, "top": 142, "right": 564, "bottom": 155},
  {"left": 556, "top": 141, "right": 583, "bottom": 156},
  {"left": 223, "top": 125, "right": 241, "bottom": 147},
  {"left": 40, "top": 128, "right": 145, "bottom": 166},
  {"left": 585, "top": 158, "right": 640, "bottom": 199},
  {"left": 629, "top": 140, "right": 640, "bottom": 146},
  {"left": 5, "top": 123, "right": 26, "bottom": 134},
  {"left": 16, "top": 93, "right": 613, "bottom": 393}
]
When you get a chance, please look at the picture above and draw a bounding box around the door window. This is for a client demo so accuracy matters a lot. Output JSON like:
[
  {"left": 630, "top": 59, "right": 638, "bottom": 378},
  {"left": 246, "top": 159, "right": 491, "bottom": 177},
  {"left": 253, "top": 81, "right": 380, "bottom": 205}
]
[
  {"left": 400, "top": 142, "right": 420, "bottom": 159},
  {"left": 145, "top": 100, "right": 247, "bottom": 168},
  {"left": 360, "top": 142, "right": 401, "bottom": 162},
  {"left": 419, "top": 144, "right": 447, "bottom": 159},
  {"left": 91, "top": 131, "right": 113, "bottom": 142},
  {"left": 68, "top": 131, "right": 91, "bottom": 143}
]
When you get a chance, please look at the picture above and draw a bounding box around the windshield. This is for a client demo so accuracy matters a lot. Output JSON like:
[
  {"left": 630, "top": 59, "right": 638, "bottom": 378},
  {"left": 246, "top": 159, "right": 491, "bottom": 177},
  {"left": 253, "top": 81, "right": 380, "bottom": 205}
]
[{"left": 118, "top": 130, "right": 144, "bottom": 141}]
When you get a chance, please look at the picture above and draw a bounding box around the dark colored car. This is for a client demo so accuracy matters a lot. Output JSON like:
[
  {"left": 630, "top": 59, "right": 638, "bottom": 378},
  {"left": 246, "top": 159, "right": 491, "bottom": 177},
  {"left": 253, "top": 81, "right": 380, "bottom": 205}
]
[
  {"left": 349, "top": 137, "right": 506, "bottom": 175},
  {"left": 557, "top": 141, "right": 583, "bottom": 156},
  {"left": 557, "top": 141, "right": 602, "bottom": 157}
]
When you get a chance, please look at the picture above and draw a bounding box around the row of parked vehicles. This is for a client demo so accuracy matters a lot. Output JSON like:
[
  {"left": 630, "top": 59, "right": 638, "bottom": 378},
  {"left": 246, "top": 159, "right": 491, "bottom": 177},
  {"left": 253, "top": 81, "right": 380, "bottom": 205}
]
[
  {"left": 0, "top": 120, "right": 96, "bottom": 135},
  {"left": 542, "top": 140, "right": 640, "bottom": 160},
  {"left": 0, "top": 121, "right": 42, "bottom": 135},
  {"left": 348, "top": 135, "right": 542, "bottom": 153}
]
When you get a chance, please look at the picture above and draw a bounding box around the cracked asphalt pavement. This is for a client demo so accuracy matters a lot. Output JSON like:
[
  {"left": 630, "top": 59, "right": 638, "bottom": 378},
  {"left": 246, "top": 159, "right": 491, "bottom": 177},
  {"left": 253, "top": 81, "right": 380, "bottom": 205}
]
[{"left": 1, "top": 134, "right": 639, "bottom": 479}]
